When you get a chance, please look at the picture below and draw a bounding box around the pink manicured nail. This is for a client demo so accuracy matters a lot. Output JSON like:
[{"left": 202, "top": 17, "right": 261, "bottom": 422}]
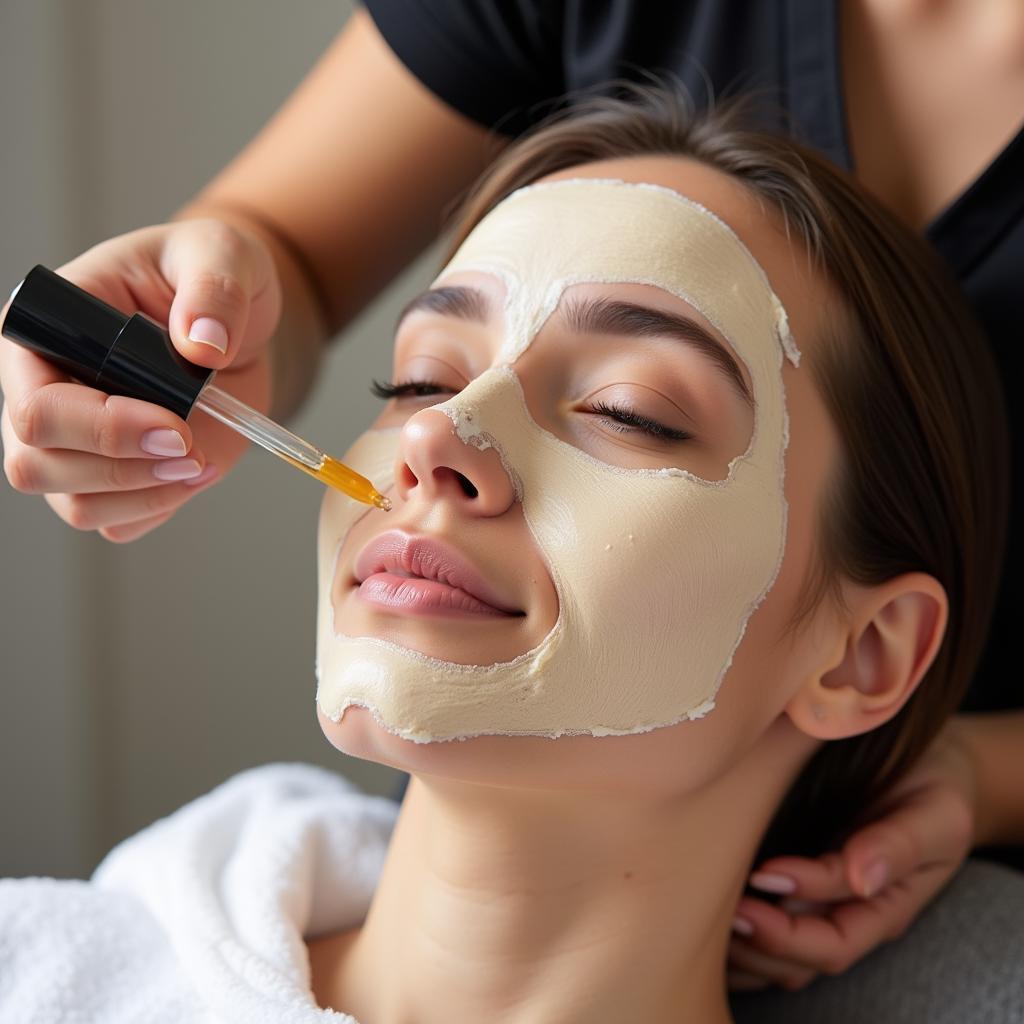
[
  {"left": 140, "top": 428, "right": 187, "bottom": 457},
  {"left": 731, "top": 915, "right": 755, "bottom": 936},
  {"left": 188, "top": 317, "right": 229, "bottom": 353},
  {"left": 749, "top": 872, "right": 798, "bottom": 895},
  {"left": 861, "top": 859, "right": 889, "bottom": 898},
  {"left": 183, "top": 463, "right": 219, "bottom": 487},
  {"left": 152, "top": 458, "right": 203, "bottom": 481}
]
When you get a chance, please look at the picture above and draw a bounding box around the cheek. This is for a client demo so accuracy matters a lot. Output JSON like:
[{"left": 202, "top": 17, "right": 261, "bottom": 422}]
[
  {"left": 718, "top": 369, "right": 838, "bottom": 708},
  {"left": 318, "top": 494, "right": 378, "bottom": 622},
  {"left": 326, "top": 503, "right": 376, "bottom": 584},
  {"left": 317, "top": 429, "right": 402, "bottom": 551},
  {"left": 772, "top": 365, "right": 838, "bottom": 627}
]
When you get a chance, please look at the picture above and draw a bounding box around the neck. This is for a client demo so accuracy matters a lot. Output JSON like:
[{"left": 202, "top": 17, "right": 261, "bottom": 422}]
[{"left": 327, "top": 719, "right": 812, "bottom": 1024}]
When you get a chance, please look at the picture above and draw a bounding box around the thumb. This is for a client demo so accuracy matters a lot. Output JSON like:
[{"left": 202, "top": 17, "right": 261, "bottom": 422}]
[
  {"left": 841, "top": 785, "right": 972, "bottom": 899},
  {"left": 162, "top": 218, "right": 271, "bottom": 370}
]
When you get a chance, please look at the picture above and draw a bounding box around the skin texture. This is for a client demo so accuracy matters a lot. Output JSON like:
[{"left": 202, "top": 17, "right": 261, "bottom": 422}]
[{"left": 305, "top": 156, "right": 947, "bottom": 1024}]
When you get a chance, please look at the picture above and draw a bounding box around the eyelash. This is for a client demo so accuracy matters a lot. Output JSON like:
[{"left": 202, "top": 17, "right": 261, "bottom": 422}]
[
  {"left": 371, "top": 379, "right": 453, "bottom": 400},
  {"left": 371, "top": 380, "right": 692, "bottom": 442},
  {"left": 589, "top": 401, "right": 692, "bottom": 441}
]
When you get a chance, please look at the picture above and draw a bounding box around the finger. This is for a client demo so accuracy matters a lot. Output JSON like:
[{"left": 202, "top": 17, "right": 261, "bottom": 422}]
[
  {"left": 727, "top": 937, "right": 818, "bottom": 992},
  {"left": 45, "top": 464, "right": 220, "bottom": 531},
  {"left": 749, "top": 850, "right": 855, "bottom": 902},
  {"left": 0, "top": 332, "right": 72, "bottom": 408},
  {"left": 735, "top": 863, "right": 952, "bottom": 976},
  {"left": 55, "top": 238, "right": 176, "bottom": 324},
  {"left": 0, "top": 382, "right": 194, "bottom": 460},
  {"left": 161, "top": 218, "right": 274, "bottom": 369},
  {"left": 3, "top": 443, "right": 207, "bottom": 494},
  {"left": 99, "top": 508, "right": 176, "bottom": 544},
  {"left": 2, "top": 398, "right": 203, "bottom": 492},
  {"left": 842, "top": 786, "right": 973, "bottom": 898}
]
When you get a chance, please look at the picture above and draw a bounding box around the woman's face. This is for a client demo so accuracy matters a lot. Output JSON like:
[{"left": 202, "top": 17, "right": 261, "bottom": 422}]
[{"left": 316, "top": 156, "right": 842, "bottom": 796}]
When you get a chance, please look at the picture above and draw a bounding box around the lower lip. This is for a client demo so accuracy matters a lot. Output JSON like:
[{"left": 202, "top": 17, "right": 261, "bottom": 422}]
[{"left": 356, "top": 572, "right": 514, "bottom": 618}]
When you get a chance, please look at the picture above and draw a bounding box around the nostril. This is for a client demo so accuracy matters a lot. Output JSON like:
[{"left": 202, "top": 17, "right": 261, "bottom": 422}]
[
  {"left": 456, "top": 472, "right": 479, "bottom": 499},
  {"left": 399, "top": 464, "right": 418, "bottom": 491},
  {"left": 422, "top": 466, "right": 480, "bottom": 499}
]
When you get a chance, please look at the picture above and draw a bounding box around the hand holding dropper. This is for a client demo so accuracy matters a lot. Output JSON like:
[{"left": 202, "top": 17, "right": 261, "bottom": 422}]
[{"left": 2, "top": 266, "right": 391, "bottom": 511}]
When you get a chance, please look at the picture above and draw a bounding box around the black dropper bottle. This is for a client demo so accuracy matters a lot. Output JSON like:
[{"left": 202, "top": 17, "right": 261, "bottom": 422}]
[{"left": 3, "top": 265, "right": 212, "bottom": 418}]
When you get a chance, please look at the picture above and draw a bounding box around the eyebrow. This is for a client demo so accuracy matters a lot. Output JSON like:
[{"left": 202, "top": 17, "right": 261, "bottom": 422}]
[
  {"left": 563, "top": 296, "right": 753, "bottom": 408},
  {"left": 396, "top": 285, "right": 753, "bottom": 408},
  {"left": 396, "top": 285, "right": 492, "bottom": 330}
]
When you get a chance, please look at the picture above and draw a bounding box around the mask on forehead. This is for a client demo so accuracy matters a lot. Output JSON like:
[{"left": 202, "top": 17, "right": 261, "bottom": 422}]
[{"left": 316, "top": 179, "right": 801, "bottom": 743}]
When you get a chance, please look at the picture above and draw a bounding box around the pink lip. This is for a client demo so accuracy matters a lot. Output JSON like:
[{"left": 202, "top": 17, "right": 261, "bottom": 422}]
[{"left": 353, "top": 531, "right": 522, "bottom": 619}]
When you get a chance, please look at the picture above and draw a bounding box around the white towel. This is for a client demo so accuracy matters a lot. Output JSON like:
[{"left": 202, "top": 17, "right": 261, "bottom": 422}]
[{"left": 0, "top": 762, "right": 398, "bottom": 1023}]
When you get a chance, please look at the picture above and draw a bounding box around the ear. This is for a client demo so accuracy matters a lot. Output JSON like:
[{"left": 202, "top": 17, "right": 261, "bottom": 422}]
[{"left": 786, "top": 572, "right": 948, "bottom": 741}]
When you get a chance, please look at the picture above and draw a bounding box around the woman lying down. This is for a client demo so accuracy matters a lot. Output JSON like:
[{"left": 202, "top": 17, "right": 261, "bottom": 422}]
[{"left": 0, "top": 88, "right": 1008, "bottom": 1024}]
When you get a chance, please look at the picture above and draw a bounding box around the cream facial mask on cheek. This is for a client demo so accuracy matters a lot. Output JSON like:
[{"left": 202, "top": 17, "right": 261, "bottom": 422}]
[{"left": 316, "top": 179, "right": 800, "bottom": 742}]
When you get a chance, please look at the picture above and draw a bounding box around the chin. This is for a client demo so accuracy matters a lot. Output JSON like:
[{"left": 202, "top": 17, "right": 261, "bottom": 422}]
[
  {"left": 314, "top": 703, "right": 729, "bottom": 797},
  {"left": 317, "top": 704, "right": 416, "bottom": 769},
  {"left": 316, "top": 702, "right": 553, "bottom": 784}
]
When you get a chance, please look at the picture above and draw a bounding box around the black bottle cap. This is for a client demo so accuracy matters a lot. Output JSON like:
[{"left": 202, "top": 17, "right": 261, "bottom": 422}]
[{"left": 1, "top": 265, "right": 214, "bottom": 420}]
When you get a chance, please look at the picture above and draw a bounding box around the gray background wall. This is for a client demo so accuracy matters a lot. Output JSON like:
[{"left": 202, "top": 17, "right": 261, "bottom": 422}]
[{"left": 0, "top": 1, "right": 423, "bottom": 878}]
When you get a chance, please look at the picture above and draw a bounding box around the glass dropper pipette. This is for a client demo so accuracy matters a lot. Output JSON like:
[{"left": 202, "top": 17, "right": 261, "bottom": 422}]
[{"left": 195, "top": 382, "right": 391, "bottom": 509}]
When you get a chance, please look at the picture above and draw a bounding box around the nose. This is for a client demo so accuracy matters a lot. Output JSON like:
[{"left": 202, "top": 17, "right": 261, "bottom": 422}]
[{"left": 394, "top": 408, "right": 516, "bottom": 517}]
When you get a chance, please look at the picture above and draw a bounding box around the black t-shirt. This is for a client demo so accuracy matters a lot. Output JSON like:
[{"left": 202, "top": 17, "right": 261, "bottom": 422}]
[{"left": 365, "top": 0, "right": 1022, "bottom": 713}]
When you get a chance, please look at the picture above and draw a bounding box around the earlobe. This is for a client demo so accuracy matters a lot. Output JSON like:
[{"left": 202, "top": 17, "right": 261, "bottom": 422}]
[{"left": 787, "top": 573, "right": 948, "bottom": 741}]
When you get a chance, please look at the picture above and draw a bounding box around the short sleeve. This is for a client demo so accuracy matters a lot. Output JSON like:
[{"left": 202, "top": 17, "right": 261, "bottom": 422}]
[{"left": 363, "top": 0, "right": 567, "bottom": 135}]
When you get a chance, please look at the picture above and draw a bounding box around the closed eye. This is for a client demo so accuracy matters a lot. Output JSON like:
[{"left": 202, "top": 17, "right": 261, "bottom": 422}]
[
  {"left": 371, "top": 379, "right": 456, "bottom": 400},
  {"left": 372, "top": 381, "right": 693, "bottom": 443},
  {"left": 590, "top": 401, "right": 693, "bottom": 442}
]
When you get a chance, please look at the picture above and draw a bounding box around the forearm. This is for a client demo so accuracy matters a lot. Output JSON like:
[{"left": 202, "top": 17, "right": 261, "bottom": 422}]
[
  {"left": 955, "top": 710, "right": 1024, "bottom": 848},
  {"left": 172, "top": 198, "right": 327, "bottom": 422}
]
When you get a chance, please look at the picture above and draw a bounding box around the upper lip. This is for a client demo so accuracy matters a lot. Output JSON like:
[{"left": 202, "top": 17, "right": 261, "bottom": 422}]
[{"left": 353, "top": 531, "right": 522, "bottom": 615}]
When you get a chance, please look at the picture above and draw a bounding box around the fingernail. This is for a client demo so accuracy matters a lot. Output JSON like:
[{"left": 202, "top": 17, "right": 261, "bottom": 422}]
[
  {"left": 188, "top": 317, "right": 229, "bottom": 353},
  {"left": 152, "top": 458, "right": 203, "bottom": 481},
  {"left": 183, "top": 463, "right": 219, "bottom": 487},
  {"left": 140, "top": 428, "right": 187, "bottom": 457},
  {"left": 731, "top": 915, "right": 755, "bottom": 936},
  {"left": 749, "top": 872, "right": 798, "bottom": 895},
  {"left": 861, "top": 859, "right": 889, "bottom": 898}
]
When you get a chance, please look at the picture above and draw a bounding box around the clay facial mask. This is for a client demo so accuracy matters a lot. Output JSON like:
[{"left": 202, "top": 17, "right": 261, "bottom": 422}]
[{"left": 316, "top": 179, "right": 800, "bottom": 742}]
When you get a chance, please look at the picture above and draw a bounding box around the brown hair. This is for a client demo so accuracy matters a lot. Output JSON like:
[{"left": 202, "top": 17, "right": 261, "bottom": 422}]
[{"left": 443, "top": 85, "right": 1009, "bottom": 856}]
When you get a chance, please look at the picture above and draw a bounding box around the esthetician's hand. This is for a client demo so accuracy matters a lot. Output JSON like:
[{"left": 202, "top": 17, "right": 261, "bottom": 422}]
[
  {"left": 0, "top": 218, "right": 280, "bottom": 541},
  {"left": 727, "top": 720, "right": 978, "bottom": 991}
]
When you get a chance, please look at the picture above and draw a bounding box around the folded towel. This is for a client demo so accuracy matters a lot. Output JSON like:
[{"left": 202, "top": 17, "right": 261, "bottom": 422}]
[{"left": 0, "top": 762, "right": 398, "bottom": 1023}]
